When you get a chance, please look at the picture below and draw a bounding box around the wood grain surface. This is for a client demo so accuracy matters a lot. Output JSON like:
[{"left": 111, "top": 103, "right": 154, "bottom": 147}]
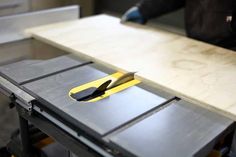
[{"left": 26, "top": 14, "right": 236, "bottom": 120}]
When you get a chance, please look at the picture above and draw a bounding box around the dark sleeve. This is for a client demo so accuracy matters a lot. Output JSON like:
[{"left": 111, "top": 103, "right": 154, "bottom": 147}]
[
  {"left": 233, "top": 2, "right": 236, "bottom": 30},
  {"left": 137, "top": 0, "right": 185, "bottom": 19}
]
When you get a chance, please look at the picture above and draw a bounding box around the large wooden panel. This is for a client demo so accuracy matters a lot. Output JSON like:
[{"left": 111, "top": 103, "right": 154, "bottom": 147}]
[{"left": 25, "top": 15, "right": 236, "bottom": 120}]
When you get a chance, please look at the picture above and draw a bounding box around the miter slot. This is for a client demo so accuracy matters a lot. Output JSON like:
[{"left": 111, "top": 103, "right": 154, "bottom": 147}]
[
  {"left": 108, "top": 100, "right": 234, "bottom": 157},
  {"left": 19, "top": 62, "right": 92, "bottom": 85},
  {"left": 102, "top": 96, "right": 178, "bottom": 139},
  {"left": 0, "top": 55, "right": 90, "bottom": 86}
]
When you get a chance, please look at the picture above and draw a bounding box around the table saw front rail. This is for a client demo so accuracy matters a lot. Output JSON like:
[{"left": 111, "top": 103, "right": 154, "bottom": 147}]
[{"left": 0, "top": 55, "right": 234, "bottom": 157}]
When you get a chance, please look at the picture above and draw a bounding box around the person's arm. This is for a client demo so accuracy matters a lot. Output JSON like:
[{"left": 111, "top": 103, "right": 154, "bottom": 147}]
[
  {"left": 233, "top": 2, "right": 236, "bottom": 29},
  {"left": 137, "top": 0, "right": 185, "bottom": 20}
]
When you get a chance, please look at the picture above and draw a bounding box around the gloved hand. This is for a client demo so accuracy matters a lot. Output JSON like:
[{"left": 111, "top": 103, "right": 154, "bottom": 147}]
[{"left": 121, "top": 6, "right": 146, "bottom": 24}]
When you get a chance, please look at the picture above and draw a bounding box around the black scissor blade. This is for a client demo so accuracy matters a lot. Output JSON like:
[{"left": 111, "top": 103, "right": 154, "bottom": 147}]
[
  {"left": 71, "top": 79, "right": 112, "bottom": 101},
  {"left": 91, "top": 79, "right": 112, "bottom": 97},
  {"left": 71, "top": 87, "right": 97, "bottom": 101}
]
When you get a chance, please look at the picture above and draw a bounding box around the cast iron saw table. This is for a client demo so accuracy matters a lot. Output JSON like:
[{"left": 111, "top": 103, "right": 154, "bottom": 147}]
[{"left": 0, "top": 55, "right": 235, "bottom": 157}]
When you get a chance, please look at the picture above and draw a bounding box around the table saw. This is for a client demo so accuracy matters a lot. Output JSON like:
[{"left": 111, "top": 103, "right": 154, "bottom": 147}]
[
  {"left": 0, "top": 54, "right": 235, "bottom": 157},
  {"left": 0, "top": 5, "right": 236, "bottom": 157}
]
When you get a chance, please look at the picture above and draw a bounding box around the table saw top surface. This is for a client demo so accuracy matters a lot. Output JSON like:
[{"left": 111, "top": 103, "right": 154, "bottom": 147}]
[{"left": 0, "top": 55, "right": 233, "bottom": 157}]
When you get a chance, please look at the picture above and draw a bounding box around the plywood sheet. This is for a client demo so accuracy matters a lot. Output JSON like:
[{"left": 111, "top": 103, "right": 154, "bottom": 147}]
[{"left": 25, "top": 15, "right": 236, "bottom": 120}]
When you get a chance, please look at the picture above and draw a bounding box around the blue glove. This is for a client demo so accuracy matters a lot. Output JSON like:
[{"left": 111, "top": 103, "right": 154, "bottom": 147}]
[{"left": 121, "top": 7, "right": 146, "bottom": 24}]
